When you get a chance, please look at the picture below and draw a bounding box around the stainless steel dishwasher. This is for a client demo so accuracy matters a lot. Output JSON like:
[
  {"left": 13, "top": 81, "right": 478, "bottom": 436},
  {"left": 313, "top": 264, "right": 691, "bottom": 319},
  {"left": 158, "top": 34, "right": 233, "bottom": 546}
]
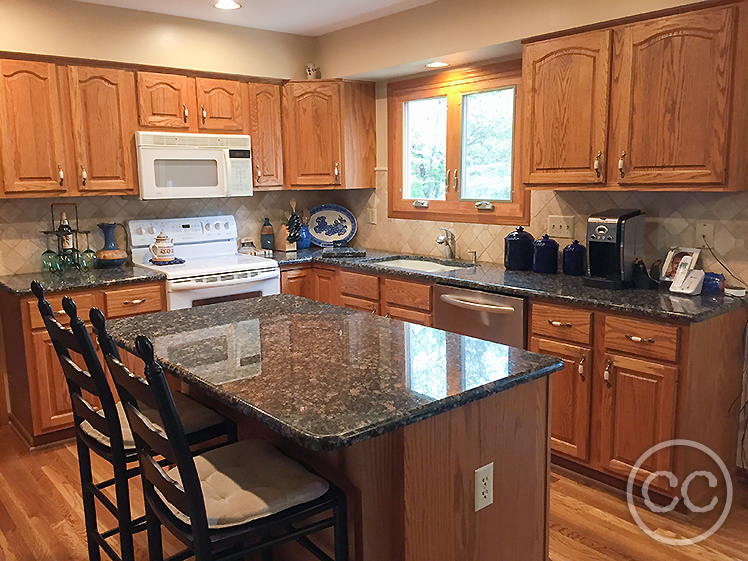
[{"left": 433, "top": 285, "right": 526, "bottom": 348}]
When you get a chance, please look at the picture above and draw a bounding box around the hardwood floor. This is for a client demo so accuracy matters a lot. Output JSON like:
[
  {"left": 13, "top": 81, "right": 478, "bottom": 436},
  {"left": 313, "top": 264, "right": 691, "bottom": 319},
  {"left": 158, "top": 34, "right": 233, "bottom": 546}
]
[{"left": 1, "top": 424, "right": 747, "bottom": 561}]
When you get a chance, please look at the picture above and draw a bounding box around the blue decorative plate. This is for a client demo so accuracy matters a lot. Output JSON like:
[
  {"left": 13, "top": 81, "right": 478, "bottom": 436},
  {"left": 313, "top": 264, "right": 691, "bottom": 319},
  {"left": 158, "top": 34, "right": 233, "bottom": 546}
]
[{"left": 308, "top": 204, "right": 357, "bottom": 247}]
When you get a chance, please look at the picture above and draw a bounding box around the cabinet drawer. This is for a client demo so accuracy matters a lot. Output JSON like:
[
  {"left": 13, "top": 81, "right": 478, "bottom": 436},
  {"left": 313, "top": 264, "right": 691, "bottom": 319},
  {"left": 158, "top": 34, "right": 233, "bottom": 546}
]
[
  {"left": 383, "top": 279, "right": 431, "bottom": 312},
  {"left": 531, "top": 303, "right": 592, "bottom": 345},
  {"left": 27, "top": 292, "right": 98, "bottom": 330},
  {"left": 340, "top": 294, "right": 379, "bottom": 315},
  {"left": 104, "top": 284, "right": 164, "bottom": 318},
  {"left": 604, "top": 316, "right": 679, "bottom": 362},
  {"left": 339, "top": 271, "right": 379, "bottom": 300},
  {"left": 385, "top": 305, "right": 432, "bottom": 326}
]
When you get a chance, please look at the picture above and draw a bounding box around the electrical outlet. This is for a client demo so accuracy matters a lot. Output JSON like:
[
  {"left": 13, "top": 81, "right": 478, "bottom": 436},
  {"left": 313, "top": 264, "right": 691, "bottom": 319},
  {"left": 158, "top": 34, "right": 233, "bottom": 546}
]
[
  {"left": 474, "top": 462, "right": 494, "bottom": 512},
  {"left": 695, "top": 221, "right": 714, "bottom": 248},
  {"left": 548, "top": 215, "right": 575, "bottom": 238},
  {"left": 366, "top": 208, "right": 377, "bottom": 225}
]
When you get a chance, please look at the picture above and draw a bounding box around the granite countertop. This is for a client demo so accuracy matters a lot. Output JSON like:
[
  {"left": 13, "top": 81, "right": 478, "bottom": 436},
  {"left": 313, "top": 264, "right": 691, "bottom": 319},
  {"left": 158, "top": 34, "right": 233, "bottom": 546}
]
[
  {"left": 0, "top": 266, "right": 165, "bottom": 296},
  {"left": 107, "top": 294, "right": 563, "bottom": 451},
  {"left": 273, "top": 248, "right": 745, "bottom": 323}
]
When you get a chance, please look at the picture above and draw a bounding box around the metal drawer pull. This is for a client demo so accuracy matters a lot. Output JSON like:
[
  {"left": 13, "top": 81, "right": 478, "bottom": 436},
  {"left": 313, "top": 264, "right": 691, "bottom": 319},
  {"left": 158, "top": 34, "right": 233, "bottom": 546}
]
[
  {"left": 548, "top": 320, "right": 572, "bottom": 328},
  {"left": 124, "top": 299, "right": 147, "bottom": 305},
  {"left": 625, "top": 333, "right": 654, "bottom": 344},
  {"left": 370, "top": 307, "right": 376, "bottom": 314},
  {"left": 412, "top": 200, "right": 429, "bottom": 208},
  {"left": 603, "top": 359, "right": 612, "bottom": 388},
  {"left": 385, "top": 312, "right": 390, "bottom": 318},
  {"left": 578, "top": 355, "right": 586, "bottom": 381},
  {"left": 440, "top": 294, "right": 515, "bottom": 314}
]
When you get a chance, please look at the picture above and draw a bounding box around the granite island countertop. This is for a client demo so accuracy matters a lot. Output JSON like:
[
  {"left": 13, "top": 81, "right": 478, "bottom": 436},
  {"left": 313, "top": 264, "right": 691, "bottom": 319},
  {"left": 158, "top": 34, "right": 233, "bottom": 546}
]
[
  {"left": 273, "top": 248, "right": 745, "bottom": 323},
  {"left": 107, "top": 294, "right": 563, "bottom": 451},
  {"left": 0, "top": 265, "right": 165, "bottom": 296}
]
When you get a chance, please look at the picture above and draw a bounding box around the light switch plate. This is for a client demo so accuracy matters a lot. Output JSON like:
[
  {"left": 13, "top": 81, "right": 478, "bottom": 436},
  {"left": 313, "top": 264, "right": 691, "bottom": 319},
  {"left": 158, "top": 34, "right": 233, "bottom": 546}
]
[{"left": 548, "top": 215, "right": 575, "bottom": 238}]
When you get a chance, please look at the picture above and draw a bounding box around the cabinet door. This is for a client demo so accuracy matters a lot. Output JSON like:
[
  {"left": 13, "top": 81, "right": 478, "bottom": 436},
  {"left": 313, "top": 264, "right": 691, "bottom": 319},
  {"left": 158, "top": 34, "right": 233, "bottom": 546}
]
[
  {"left": 599, "top": 353, "right": 677, "bottom": 489},
  {"left": 384, "top": 305, "right": 432, "bottom": 326},
  {"left": 0, "top": 59, "right": 69, "bottom": 194},
  {"left": 530, "top": 337, "right": 592, "bottom": 462},
  {"left": 136, "top": 72, "right": 195, "bottom": 129},
  {"left": 281, "top": 268, "right": 312, "bottom": 298},
  {"left": 248, "top": 82, "right": 284, "bottom": 186},
  {"left": 313, "top": 267, "right": 339, "bottom": 305},
  {"left": 611, "top": 6, "right": 736, "bottom": 185},
  {"left": 67, "top": 66, "right": 137, "bottom": 193},
  {"left": 196, "top": 77, "right": 245, "bottom": 132},
  {"left": 523, "top": 30, "right": 612, "bottom": 185},
  {"left": 283, "top": 81, "right": 342, "bottom": 186}
]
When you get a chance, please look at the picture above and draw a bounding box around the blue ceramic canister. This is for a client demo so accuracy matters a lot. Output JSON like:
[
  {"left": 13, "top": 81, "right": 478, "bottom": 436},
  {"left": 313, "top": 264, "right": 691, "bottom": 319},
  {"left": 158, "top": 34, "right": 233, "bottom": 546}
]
[
  {"left": 296, "top": 224, "right": 312, "bottom": 249},
  {"left": 563, "top": 240, "right": 586, "bottom": 276},
  {"left": 504, "top": 226, "right": 535, "bottom": 270},
  {"left": 533, "top": 234, "right": 559, "bottom": 274}
]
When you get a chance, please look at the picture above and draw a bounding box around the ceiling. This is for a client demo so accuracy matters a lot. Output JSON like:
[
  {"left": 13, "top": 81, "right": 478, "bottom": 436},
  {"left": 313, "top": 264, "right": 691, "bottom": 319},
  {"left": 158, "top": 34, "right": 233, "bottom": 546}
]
[{"left": 75, "top": 0, "right": 437, "bottom": 36}]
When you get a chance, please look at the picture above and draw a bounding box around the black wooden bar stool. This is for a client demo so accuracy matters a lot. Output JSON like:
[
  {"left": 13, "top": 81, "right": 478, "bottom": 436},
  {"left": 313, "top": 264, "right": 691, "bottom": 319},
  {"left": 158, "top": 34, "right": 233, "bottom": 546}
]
[
  {"left": 100, "top": 327, "right": 348, "bottom": 561},
  {"left": 30, "top": 282, "right": 237, "bottom": 561}
]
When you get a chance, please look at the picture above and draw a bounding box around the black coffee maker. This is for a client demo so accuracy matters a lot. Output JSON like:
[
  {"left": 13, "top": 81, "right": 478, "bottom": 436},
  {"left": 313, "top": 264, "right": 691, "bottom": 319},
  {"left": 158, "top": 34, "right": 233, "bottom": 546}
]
[{"left": 583, "top": 209, "right": 645, "bottom": 290}]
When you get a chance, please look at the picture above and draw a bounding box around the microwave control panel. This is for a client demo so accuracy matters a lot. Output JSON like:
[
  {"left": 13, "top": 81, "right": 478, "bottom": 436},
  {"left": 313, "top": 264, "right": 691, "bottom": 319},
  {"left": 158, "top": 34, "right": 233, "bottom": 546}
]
[{"left": 227, "top": 149, "right": 254, "bottom": 196}]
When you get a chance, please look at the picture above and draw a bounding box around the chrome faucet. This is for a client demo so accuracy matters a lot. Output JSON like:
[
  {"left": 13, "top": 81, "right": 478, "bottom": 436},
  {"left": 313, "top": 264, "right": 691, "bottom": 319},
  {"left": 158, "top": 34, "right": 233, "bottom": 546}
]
[{"left": 436, "top": 228, "right": 456, "bottom": 259}]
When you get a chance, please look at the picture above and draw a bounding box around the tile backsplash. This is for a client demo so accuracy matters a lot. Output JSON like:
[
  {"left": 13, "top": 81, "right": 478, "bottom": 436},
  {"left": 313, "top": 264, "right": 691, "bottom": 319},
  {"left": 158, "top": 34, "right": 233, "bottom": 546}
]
[{"left": 2, "top": 186, "right": 748, "bottom": 284}]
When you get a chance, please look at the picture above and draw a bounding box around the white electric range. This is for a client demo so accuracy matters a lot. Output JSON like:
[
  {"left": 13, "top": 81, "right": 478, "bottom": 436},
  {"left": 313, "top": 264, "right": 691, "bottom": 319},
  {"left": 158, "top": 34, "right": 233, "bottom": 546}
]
[{"left": 128, "top": 215, "right": 280, "bottom": 310}]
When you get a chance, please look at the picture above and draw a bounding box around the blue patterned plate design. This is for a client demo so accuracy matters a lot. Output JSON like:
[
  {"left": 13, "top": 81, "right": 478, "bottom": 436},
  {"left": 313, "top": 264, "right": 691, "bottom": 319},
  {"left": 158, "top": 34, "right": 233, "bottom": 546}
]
[{"left": 308, "top": 204, "right": 357, "bottom": 247}]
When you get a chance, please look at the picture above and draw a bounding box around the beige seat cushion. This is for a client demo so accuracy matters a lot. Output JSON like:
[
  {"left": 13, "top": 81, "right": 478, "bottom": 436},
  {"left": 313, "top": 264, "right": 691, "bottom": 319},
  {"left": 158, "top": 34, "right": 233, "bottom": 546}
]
[
  {"left": 80, "top": 392, "right": 225, "bottom": 450},
  {"left": 162, "top": 439, "right": 330, "bottom": 529}
]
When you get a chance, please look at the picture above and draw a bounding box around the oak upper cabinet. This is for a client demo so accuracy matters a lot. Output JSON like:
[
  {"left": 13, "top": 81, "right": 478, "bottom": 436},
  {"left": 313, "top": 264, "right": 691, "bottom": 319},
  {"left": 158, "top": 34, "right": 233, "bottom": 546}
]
[
  {"left": 611, "top": 6, "right": 737, "bottom": 186},
  {"left": 66, "top": 66, "right": 138, "bottom": 194},
  {"left": 136, "top": 72, "right": 194, "bottom": 130},
  {"left": 196, "top": 77, "right": 245, "bottom": 132},
  {"left": 530, "top": 337, "right": 592, "bottom": 462},
  {"left": 598, "top": 353, "right": 678, "bottom": 489},
  {"left": 0, "top": 59, "right": 70, "bottom": 195},
  {"left": 522, "top": 30, "right": 612, "bottom": 185},
  {"left": 282, "top": 80, "right": 375, "bottom": 189},
  {"left": 248, "top": 82, "right": 284, "bottom": 187}
]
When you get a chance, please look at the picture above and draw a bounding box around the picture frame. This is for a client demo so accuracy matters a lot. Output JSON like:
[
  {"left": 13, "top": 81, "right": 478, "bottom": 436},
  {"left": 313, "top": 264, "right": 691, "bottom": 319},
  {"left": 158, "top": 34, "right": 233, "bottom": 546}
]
[{"left": 661, "top": 247, "right": 701, "bottom": 281}]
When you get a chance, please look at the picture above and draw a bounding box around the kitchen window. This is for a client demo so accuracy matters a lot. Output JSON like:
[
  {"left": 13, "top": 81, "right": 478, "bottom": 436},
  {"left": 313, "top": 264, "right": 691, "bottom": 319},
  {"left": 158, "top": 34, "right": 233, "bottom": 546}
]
[{"left": 388, "top": 62, "right": 528, "bottom": 224}]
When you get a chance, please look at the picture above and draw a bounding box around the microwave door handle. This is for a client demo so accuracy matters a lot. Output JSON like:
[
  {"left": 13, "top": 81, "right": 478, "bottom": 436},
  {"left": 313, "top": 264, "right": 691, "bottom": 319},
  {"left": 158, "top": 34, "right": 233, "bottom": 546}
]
[{"left": 222, "top": 150, "right": 231, "bottom": 197}]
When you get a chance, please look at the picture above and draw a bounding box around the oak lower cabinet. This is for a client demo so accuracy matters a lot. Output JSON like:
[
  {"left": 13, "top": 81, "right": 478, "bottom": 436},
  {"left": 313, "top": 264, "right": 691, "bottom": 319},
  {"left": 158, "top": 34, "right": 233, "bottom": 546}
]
[
  {"left": 522, "top": 1, "right": 748, "bottom": 191},
  {"left": 312, "top": 266, "right": 339, "bottom": 306},
  {"left": 282, "top": 80, "right": 375, "bottom": 189},
  {"left": 0, "top": 280, "right": 166, "bottom": 447},
  {"left": 279, "top": 264, "right": 339, "bottom": 305},
  {"left": 531, "top": 300, "right": 746, "bottom": 502},
  {"left": 280, "top": 266, "right": 313, "bottom": 298}
]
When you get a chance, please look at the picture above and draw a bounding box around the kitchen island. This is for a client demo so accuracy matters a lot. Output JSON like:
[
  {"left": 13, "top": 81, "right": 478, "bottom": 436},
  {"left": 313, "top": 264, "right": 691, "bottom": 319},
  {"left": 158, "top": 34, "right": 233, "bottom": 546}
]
[{"left": 108, "top": 294, "right": 563, "bottom": 561}]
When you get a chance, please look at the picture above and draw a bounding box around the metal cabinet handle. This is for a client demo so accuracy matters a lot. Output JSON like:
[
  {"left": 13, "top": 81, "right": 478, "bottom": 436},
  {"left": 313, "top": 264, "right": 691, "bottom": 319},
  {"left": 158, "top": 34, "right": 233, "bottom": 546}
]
[
  {"left": 370, "top": 307, "right": 376, "bottom": 314},
  {"left": 80, "top": 165, "right": 87, "bottom": 186},
  {"left": 256, "top": 165, "right": 262, "bottom": 182},
  {"left": 334, "top": 162, "right": 340, "bottom": 183},
  {"left": 594, "top": 151, "right": 602, "bottom": 179},
  {"left": 603, "top": 359, "right": 613, "bottom": 388},
  {"left": 124, "top": 299, "right": 146, "bottom": 305},
  {"left": 578, "top": 355, "right": 586, "bottom": 381},
  {"left": 201, "top": 104, "right": 207, "bottom": 124},
  {"left": 58, "top": 165, "right": 64, "bottom": 186},
  {"left": 385, "top": 312, "right": 390, "bottom": 318},
  {"left": 625, "top": 333, "right": 655, "bottom": 344},
  {"left": 446, "top": 169, "right": 451, "bottom": 188},
  {"left": 548, "top": 320, "right": 572, "bottom": 328},
  {"left": 453, "top": 168, "right": 458, "bottom": 192},
  {"left": 183, "top": 104, "right": 189, "bottom": 123},
  {"left": 618, "top": 151, "right": 626, "bottom": 178}
]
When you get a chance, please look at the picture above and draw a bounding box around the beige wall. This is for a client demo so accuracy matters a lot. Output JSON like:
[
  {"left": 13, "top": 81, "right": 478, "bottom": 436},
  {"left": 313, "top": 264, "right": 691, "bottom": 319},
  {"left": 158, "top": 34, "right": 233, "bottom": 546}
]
[
  {"left": 318, "top": 0, "right": 698, "bottom": 78},
  {"left": 0, "top": 0, "right": 315, "bottom": 79}
]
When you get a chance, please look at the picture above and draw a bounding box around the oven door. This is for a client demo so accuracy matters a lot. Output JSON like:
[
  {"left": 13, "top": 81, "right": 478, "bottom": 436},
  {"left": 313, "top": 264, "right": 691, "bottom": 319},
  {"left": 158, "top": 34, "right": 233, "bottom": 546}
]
[
  {"left": 138, "top": 146, "right": 229, "bottom": 200},
  {"left": 166, "top": 270, "right": 280, "bottom": 310}
]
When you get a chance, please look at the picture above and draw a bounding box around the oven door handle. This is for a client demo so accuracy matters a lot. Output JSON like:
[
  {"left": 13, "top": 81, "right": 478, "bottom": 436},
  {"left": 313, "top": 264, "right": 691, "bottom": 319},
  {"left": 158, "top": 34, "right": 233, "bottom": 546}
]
[
  {"left": 169, "top": 271, "right": 279, "bottom": 291},
  {"left": 439, "top": 293, "right": 516, "bottom": 314}
]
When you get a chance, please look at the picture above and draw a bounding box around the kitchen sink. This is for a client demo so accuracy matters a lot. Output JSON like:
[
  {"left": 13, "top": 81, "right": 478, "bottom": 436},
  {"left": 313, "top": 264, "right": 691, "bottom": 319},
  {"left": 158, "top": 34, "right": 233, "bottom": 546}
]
[{"left": 368, "top": 258, "right": 471, "bottom": 274}]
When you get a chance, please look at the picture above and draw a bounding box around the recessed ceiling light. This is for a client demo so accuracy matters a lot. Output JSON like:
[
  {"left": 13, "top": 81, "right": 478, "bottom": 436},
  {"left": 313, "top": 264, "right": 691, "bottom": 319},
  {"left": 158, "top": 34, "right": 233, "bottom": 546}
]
[
  {"left": 425, "top": 61, "right": 450, "bottom": 68},
  {"left": 214, "top": 0, "right": 242, "bottom": 9}
]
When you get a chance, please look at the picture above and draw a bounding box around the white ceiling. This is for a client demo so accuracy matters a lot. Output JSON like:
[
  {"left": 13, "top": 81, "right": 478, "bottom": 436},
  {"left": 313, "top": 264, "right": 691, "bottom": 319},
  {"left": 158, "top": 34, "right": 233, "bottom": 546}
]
[{"left": 75, "top": 0, "right": 437, "bottom": 36}]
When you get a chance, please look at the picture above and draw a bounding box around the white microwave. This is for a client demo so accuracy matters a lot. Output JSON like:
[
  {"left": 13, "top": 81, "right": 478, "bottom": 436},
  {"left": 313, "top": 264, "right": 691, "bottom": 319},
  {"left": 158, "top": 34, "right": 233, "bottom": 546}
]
[{"left": 136, "top": 131, "right": 254, "bottom": 200}]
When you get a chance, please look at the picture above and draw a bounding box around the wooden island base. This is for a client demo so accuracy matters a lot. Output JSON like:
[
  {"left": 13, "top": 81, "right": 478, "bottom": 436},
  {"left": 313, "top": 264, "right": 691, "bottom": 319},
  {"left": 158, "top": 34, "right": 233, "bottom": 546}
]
[{"left": 233, "top": 376, "right": 551, "bottom": 561}]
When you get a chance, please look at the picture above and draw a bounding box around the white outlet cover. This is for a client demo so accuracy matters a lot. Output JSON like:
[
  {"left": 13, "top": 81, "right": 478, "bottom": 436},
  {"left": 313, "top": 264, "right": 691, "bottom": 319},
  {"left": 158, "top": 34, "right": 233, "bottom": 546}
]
[
  {"left": 474, "top": 462, "right": 494, "bottom": 512},
  {"left": 695, "top": 221, "right": 714, "bottom": 247},
  {"left": 366, "top": 208, "right": 377, "bottom": 225}
]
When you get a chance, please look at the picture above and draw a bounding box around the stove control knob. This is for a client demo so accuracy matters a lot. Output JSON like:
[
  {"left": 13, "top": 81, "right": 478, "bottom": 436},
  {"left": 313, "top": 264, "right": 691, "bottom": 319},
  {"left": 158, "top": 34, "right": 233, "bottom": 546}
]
[
  {"left": 136, "top": 227, "right": 143, "bottom": 235},
  {"left": 224, "top": 222, "right": 230, "bottom": 229},
  {"left": 215, "top": 222, "right": 221, "bottom": 230},
  {"left": 147, "top": 227, "right": 155, "bottom": 234},
  {"left": 205, "top": 223, "right": 211, "bottom": 230}
]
